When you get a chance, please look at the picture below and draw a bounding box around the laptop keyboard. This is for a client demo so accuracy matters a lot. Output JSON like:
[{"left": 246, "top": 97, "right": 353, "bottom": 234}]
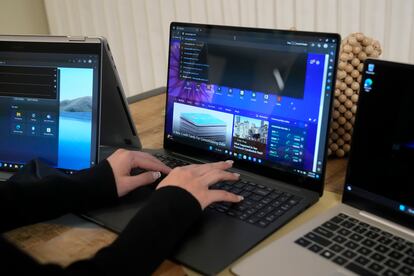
[
  {"left": 295, "top": 213, "right": 414, "bottom": 276},
  {"left": 154, "top": 153, "right": 303, "bottom": 228}
]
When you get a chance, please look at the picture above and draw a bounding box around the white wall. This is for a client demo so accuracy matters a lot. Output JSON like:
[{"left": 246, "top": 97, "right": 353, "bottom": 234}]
[
  {"left": 0, "top": 0, "right": 49, "bottom": 35},
  {"left": 44, "top": 0, "right": 414, "bottom": 97}
]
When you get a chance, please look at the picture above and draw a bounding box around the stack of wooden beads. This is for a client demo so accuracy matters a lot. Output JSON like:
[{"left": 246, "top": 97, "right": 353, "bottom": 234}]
[{"left": 328, "top": 33, "right": 382, "bottom": 157}]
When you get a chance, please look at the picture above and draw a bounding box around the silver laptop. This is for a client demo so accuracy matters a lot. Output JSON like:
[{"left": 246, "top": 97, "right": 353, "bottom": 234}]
[
  {"left": 231, "top": 59, "right": 414, "bottom": 276},
  {"left": 0, "top": 35, "right": 140, "bottom": 182}
]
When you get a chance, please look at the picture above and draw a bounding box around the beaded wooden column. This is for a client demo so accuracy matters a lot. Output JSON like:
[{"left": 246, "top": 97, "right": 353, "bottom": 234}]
[{"left": 328, "top": 33, "right": 382, "bottom": 157}]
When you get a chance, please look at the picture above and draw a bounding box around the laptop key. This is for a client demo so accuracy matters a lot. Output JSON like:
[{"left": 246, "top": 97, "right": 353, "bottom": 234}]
[
  {"left": 375, "top": 245, "right": 390, "bottom": 254},
  {"left": 249, "top": 194, "right": 263, "bottom": 201},
  {"left": 253, "top": 188, "right": 270, "bottom": 197},
  {"left": 390, "top": 241, "right": 406, "bottom": 251},
  {"left": 388, "top": 250, "right": 403, "bottom": 260},
  {"left": 372, "top": 253, "right": 386, "bottom": 262},
  {"left": 314, "top": 227, "right": 334, "bottom": 238},
  {"left": 341, "top": 221, "right": 355, "bottom": 229},
  {"left": 357, "top": 246, "right": 372, "bottom": 255},
  {"left": 384, "top": 259, "right": 399, "bottom": 269},
  {"left": 353, "top": 225, "right": 368, "bottom": 234},
  {"left": 399, "top": 266, "right": 414, "bottom": 275},
  {"left": 320, "top": 250, "right": 335, "bottom": 259},
  {"left": 355, "top": 255, "right": 370, "bottom": 266},
  {"left": 330, "top": 216, "right": 344, "bottom": 224},
  {"left": 308, "top": 244, "right": 323, "bottom": 253},
  {"left": 305, "top": 232, "right": 332, "bottom": 247},
  {"left": 295, "top": 238, "right": 311, "bottom": 247},
  {"left": 378, "top": 237, "right": 393, "bottom": 245},
  {"left": 342, "top": 250, "right": 357, "bottom": 259},
  {"left": 333, "top": 236, "right": 347, "bottom": 244},
  {"left": 257, "top": 220, "right": 269, "bottom": 227},
  {"left": 344, "top": 241, "right": 359, "bottom": 250},
  {"left": 338, "top": 228, "right": 351, "bottom": 236},
  {"left": 365, "top": 231, "right": 380, "bottom": 239},
  {"left": 368, "top": 262, "right": 384, "bottom": 273},
  {"left": 349, "top": 233, "right": 364, "bottom": 242},
  {"left": 402, "top": 256, "right": 414, "bottom": 266},
  {"left": 338, "top": 213, "right": 349, "bottom": 219},
  {"left": 382, "top": 270, "right": 399, "bottom": 276},
  {"left": 247, "top": 216, "right": 260, "bottom": 224},
  {"left": 406, "top": 248, "right": 414, "bottom": 257},
  {"left": 322, "top": 221, "right": 340, "bottom": 231},
  {"left": 346, "top": 262, "right": 377, "bottom": 276},
  {"left": 329, "top": 244, "right": 344, "bottom": 253},
  {"left": 362, "top": 238, "right": 377, "bottom": 248},
  {"left": 333, "top": 256, "right": 348, "bottom": 265}
]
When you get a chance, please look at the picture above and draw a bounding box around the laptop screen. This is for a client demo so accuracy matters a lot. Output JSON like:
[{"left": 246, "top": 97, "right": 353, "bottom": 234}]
[
  {"left": 0, "top": 40, "right": 101, "bottom": 173},
  {"left": 164, "top": 23, "right": 339, "bottom": 182},
  {"left": 344, "top": 59, "right": 414, "bottom": 227}
]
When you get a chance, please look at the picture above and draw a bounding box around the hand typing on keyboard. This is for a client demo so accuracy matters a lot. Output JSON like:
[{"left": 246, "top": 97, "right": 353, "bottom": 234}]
[
  {"left": 107, "top": 149, "right": 172, "bottom": 197},
  {"left": 157, "top": 160, "right": 243, "bottom": 209}
]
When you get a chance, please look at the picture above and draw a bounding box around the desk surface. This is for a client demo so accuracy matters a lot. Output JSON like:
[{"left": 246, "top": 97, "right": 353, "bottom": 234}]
[{"left": 4, "top": 93, "right": 348, "bottom": 276}]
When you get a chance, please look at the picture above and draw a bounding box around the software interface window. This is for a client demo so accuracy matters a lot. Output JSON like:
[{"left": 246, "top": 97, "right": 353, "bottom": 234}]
[
  {"left": 0, "top": 52, "right": 99, "bottom": 172},
  {"left": 166, "top": 26, "right": 337, "bottom": 179}
]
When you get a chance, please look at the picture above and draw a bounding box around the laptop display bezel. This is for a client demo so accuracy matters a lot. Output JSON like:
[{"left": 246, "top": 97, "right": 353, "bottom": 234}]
[
  {"left": 163, "top": 22, "right": 340, "bottom": 195},
  {"left": 343, "top": 59, "right": 414, "bottom": 230},
  {"left": 0, "top": 37, "right": 103, "bottom": 173}
]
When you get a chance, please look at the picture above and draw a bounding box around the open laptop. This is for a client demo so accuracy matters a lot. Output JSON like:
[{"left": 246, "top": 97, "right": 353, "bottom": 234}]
[
  {"left": 231, "top": 59, "right": 414, "bottom": 276},
  {"left": 0, "top": 35, "right": 140, "bottom": 182},
  {"left": 84, "top": 22, "right": 340, "bottom": 275}
]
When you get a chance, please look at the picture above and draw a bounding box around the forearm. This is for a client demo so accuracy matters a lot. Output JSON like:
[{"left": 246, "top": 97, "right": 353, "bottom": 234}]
[
  {"left": 0, "top": 186, "right": 202, "bottom": 276},
  {"left": 90, "top": 186, "right": 202, "bottom": 275},
  {"left": 0, "top": 160, "right": 118, "bottom": 232}
]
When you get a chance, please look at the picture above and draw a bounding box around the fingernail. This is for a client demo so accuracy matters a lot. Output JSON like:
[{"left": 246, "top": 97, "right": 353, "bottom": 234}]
[
  {"left": 225, "top": 160, "right": 234, "bottom": 164},
  {"left": 233, "top": 173, "right": 240, "bottom": 178},
  {"left": 153, "top": 171, "right": 161, "bottom": 180},
  {"left": 238, "top": 196, "right": 244, "bottom": 201}
]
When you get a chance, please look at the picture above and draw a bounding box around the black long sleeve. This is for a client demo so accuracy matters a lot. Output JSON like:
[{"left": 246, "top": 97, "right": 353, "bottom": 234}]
[
  {"left": 0, "top": 161, "right": 202, "bottom": 275},
  {"left": 0, "top": 159, "right": 118, "bottom": 232}
]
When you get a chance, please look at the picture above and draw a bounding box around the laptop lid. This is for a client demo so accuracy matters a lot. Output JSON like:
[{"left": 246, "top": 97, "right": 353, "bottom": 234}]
[
  {"left": 343, "top": 59, "right": 414, "bottom": 230},
  {"left": 163, "top": 22, "right": 340, "bottom": 195},
  {"left": 0, "top": 36, "right": 102, "bottom": 174}
]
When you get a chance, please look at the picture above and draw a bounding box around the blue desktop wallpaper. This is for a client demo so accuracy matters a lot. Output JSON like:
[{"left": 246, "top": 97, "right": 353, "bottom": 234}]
[{"left": 58, "top": 68, "right": 93, "bottom": 170}]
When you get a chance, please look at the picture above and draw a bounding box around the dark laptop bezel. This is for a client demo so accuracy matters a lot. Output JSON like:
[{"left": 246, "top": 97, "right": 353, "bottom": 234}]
[
  {"left": 0, "top": 36, "right": 103, "bottom": 174},
  {"left": 342, "top": 59, "right": 414, "bottom": 230},
  {"left": 163, "top": 22, "right": 340, "bottom": 195}
]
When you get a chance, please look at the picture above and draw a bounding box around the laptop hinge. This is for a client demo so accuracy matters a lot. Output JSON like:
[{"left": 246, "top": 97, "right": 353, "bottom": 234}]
[
  {"left": 67, "top": 36, "right": 87, "bottom": 41},
  {"left": 359, "top": 211, "right": 414, "bottom": 237}
]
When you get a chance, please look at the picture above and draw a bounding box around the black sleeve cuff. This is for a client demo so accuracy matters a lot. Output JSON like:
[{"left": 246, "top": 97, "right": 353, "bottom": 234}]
[{"left": 91, "top": 186, "right": 202, "bottom": 275}]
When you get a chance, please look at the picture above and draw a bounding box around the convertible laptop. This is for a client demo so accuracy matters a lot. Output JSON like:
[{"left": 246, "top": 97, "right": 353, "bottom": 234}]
[
  {"left": 0, "top": 35, "right": 140, "bottom": 182},
  {"left": 231, "top": 59, "right": 414, "bottom": 276},
  {"left": 85, "top": 22, "right": 340, "bottom": 275}
]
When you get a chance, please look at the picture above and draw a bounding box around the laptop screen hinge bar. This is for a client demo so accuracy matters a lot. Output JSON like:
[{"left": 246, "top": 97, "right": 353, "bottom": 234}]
[{"left": 359, "top": 211, "right": 414, "bottom": 238}]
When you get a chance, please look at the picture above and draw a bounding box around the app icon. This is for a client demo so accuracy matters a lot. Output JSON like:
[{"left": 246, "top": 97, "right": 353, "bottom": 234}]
[
  {"left": 240, "top": 90, "right": 244, "bottom": 96},
  {"left": 264, "top": 94, "right": 269, "bottom": 100},
  {"left": 364, "top": 78, "right": 373, "bottom": 92},
  {"left": 46, "top": 127, "right": 51, "bottom": 133},
  {"left": 367, "top": 63, "right": 375, "bottom": 72}
]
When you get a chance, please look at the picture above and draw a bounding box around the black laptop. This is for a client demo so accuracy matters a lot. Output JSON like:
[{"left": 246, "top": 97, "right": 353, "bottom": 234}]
[
  {"left": 84, "top": 22, "right": 341, "bottom": 275},
  {"left": 0, "top": 35, "right": 140, "bottom": 182}
]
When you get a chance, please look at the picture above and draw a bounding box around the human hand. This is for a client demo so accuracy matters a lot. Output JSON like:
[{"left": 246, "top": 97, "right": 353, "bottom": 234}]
[
  {"left": 156, "top": 160, "right": 243, "bottom": 209},
  {"left": 107, "top": 149, "right": 171, "bottom": 197}
]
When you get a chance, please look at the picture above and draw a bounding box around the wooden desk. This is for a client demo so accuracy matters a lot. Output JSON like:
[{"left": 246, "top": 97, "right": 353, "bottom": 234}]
[{"left": 4, "top": 93, "right": 348, "bottom": 276}]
